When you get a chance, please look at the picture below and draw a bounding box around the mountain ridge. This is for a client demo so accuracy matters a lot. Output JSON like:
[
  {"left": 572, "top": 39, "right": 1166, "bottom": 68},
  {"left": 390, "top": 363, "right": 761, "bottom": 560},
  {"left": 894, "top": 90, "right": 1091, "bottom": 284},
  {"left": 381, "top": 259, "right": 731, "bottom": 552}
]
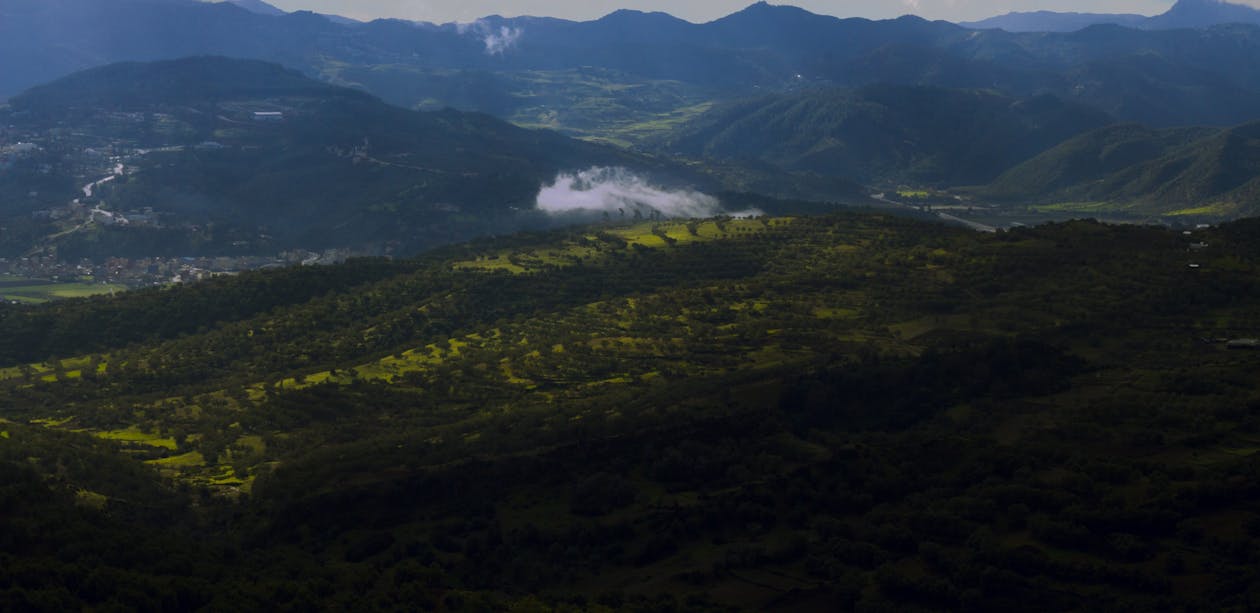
[
  {"left": 975, "top": 120, "right": 1260, "bottom": 218},
  {"left": 963, "top": 0, "right": 1260, "bottom": 32},
  {"left": 660, "top": 85, "right": 1114, "bottom": 185},
  {"left": 218, "top": 0, "right": 285, "bottom": 16},
  {"left": 8, "top": 1, "right": 1260, "bottom": 128}
]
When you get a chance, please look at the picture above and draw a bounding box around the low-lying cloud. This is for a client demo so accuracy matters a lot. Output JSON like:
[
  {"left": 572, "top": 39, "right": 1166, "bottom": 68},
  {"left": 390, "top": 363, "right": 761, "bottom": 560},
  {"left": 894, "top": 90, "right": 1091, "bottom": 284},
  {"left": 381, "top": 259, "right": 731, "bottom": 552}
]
[
  {"left": 456, "top": 20, "right": 523, "bottom": 55},
  {"left": 536, "top": 167, "right": 758, "bottom": 219}
]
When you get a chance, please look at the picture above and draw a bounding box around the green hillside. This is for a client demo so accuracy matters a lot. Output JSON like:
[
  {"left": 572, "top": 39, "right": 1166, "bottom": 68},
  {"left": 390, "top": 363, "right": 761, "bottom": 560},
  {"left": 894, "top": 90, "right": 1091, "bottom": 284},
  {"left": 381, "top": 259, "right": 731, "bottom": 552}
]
[
  {"left": 660, "top": 86, "right": 1113, "bottom": 185},
  {"left": 977, "top": 121, "right": 1260, "bottom": 219},
  {"left": 3, "top": 209, "right": 1260, "bottom": 609},
  {"left": 10, "top": 56, "right": 346, "bottom": 113}
]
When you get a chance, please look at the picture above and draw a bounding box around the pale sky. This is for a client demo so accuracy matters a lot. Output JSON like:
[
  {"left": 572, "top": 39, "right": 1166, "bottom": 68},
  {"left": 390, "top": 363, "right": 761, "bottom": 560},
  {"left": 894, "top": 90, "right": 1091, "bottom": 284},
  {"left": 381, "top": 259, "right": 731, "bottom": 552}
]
[{"left": 261, "top": 0, "right": 1222, "bottom": 24}]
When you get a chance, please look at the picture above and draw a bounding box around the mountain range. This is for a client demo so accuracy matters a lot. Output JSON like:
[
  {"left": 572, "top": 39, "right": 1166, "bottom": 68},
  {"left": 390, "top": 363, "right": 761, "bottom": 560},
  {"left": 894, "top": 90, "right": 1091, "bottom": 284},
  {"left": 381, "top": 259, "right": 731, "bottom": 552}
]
[
  {"left": 964, "top": 0, "right": 1260, "bottom": 32},
  {"left": 9, "top": 1, "right": 1260, "bottom": 129},
  {"left": 5, "top": 54, "right": 1259, "bottom": 263},
  {"left": 0, "top": 58, "right": 694, "bottom": 257},
  {"left": 5, "top": 2, "right": 1260, "bottom": 239},
  {"left": 0, "top": 57, "right": 871, "bottom": 259}
]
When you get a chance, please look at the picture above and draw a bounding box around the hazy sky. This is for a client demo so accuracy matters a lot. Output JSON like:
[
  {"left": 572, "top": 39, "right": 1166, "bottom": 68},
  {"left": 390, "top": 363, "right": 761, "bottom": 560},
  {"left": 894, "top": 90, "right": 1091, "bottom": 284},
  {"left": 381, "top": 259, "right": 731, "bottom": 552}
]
[{"left": 261, "top": 0, "right": 1233, "bottom": 24}]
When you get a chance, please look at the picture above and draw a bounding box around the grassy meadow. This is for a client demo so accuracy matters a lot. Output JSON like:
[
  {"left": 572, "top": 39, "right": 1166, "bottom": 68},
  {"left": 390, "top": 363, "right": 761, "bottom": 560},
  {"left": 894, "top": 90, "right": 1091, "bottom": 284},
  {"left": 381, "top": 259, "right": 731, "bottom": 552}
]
[{"left": 0, "top": 276, "right": 126, "bottom": 304}]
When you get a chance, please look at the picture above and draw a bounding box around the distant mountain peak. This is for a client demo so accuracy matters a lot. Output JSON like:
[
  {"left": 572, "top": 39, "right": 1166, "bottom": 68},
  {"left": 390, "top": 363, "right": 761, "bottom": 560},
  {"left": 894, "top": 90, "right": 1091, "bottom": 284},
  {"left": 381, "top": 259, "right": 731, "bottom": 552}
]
[
  {"left": 601, "top": 8, "right": 665, "bottom": 18},
  {"left": 1148, "top": 0, "right": 1260, "bottom": 27},
  {"left": 1163, "top": 0, "right": 1260, "bottom": 15},
  {"left": 595, "top": 9, "right": 689, "bottom": 25},
  {"left": 206, "top": 0, "right": 285, "bottom": 16},
  {"left": 724, "top": 2, "right": 815, "bottom": 19},
  {"left": 709, "top": 2, "right": 838, "bottom": 29}
]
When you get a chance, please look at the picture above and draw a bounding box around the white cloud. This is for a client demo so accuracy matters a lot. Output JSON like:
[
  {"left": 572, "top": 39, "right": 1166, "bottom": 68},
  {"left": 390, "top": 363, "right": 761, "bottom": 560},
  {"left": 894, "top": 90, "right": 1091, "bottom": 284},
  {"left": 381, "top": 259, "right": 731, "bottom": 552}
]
[
  {"left": 537, "top": 167, "right": 756, "bottom": 218},
  {"left": 482, "top": 25, "right": 523, "bottom": 55},
  {"left": 457, "top": 19, "right": 523, "bottom": 55}
]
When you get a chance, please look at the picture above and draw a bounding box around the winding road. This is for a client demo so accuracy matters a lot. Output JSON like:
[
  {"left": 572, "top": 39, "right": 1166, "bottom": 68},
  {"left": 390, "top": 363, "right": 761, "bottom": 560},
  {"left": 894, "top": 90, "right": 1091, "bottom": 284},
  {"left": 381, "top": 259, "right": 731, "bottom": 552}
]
[{"left": 871, "top": 193, "right": 997, "bottom": 233}]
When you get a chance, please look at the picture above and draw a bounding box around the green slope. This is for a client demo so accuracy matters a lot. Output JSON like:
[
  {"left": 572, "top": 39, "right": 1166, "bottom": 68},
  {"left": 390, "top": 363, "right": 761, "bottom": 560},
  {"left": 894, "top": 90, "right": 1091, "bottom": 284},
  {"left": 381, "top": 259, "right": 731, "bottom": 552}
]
[
  {"left": 978, "top": 121, "right": 1260, "bottom": 218},
  {"left": 658, "top": 85, "right": 1113, "bottom": 185},
  {"left": 2, "top": 209, "right": 1260, "bottom": 608}
]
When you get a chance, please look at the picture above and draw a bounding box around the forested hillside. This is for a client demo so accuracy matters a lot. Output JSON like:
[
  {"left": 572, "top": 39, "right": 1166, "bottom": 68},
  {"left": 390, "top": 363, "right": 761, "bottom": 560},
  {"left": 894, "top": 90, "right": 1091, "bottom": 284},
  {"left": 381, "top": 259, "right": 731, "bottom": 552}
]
[
  {"left": 976, "top": 121, "right": 1260, "bottom": 219},
  {"left": 660, "top": 86, "right": 1113, "bottom": 185},
  {"left": 3, "top": 210, "right": 1260, "bottom": 609}
]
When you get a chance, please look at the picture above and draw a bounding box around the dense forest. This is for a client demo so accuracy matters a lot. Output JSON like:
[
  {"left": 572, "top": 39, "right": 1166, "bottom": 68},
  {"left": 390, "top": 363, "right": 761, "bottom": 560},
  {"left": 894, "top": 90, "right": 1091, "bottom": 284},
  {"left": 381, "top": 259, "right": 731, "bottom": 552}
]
[{"left": 2, "top": 209, "right": 1260, "bottom": 610}]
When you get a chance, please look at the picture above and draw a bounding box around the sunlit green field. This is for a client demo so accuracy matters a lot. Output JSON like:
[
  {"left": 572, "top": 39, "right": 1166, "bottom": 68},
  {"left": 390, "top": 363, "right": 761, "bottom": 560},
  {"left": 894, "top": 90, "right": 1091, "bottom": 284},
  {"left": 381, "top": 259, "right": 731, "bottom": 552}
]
[
  {"left": 0, "top": 277, "right": 127, "bottom": 304},
  {"left": 1029, "top": 199, "right": 1241, "bottom": 219}
]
